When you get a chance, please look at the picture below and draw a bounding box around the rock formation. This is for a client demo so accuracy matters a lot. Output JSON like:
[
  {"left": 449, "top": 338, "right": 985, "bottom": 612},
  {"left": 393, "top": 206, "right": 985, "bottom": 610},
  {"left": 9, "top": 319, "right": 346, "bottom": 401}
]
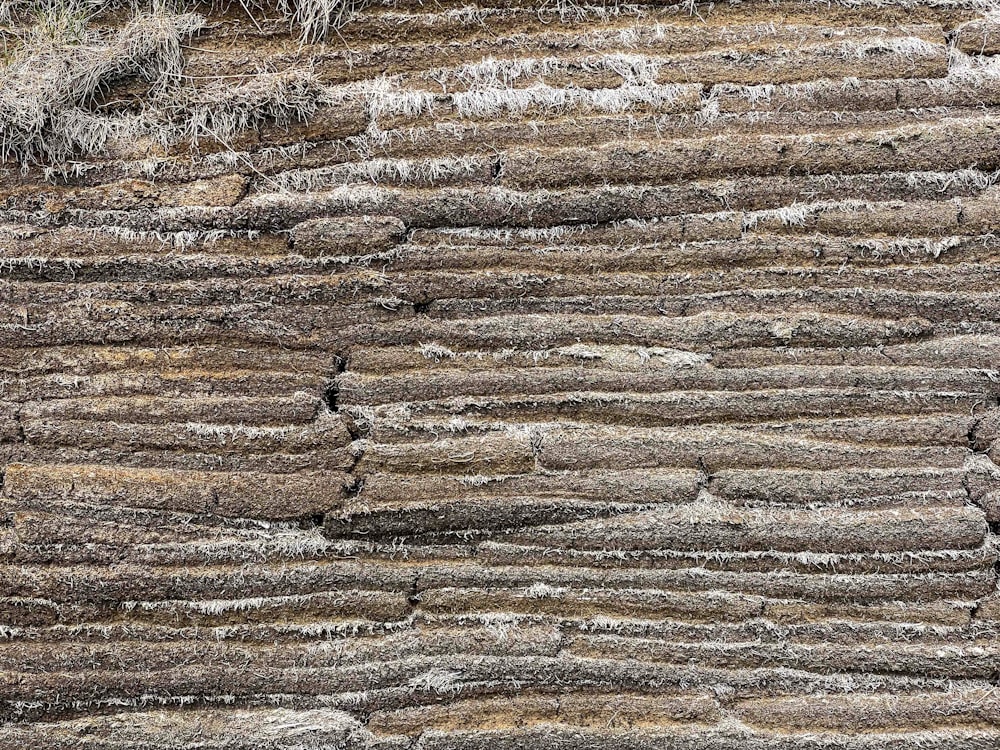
[{"left": 3, "top": 0, "right": 1000, "bottom": 746}]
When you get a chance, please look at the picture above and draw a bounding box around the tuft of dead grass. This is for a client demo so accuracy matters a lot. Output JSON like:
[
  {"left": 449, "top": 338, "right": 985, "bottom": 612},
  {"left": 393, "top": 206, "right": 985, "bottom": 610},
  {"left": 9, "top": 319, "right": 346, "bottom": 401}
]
[
  {"left": 159, "top": 69, "right": 325, "bottom": 147},
  {"left": 276, "top": 0, "right": 366, "bottom": 42},
  {"left": 1, "top": 0, "right": 368, "bottom": 40},
  {"left": 0, "top": 4, "right": 202, "bottom": 164},
  {"left": 0, "top": 2, "right": 329, "bottom": 166}
]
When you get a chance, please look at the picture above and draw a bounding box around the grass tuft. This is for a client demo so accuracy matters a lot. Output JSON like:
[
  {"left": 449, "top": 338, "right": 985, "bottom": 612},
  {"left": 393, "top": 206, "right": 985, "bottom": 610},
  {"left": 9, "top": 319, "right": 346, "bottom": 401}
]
[
  {"left": 160, "top": 69, "right": 324, "bottom": 147},
  {"left": 0, "top": 5, "right": 202, "bottom": 163},
  {"left": 276, "top": 0, "right": 366, "bottom": 42}
]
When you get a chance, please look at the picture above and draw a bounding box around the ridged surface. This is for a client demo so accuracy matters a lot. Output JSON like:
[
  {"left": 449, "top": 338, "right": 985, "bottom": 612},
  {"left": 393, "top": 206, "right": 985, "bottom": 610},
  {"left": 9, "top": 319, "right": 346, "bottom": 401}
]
[{"left": 3, "top": 0, "right": 1000, "bottom": 746}]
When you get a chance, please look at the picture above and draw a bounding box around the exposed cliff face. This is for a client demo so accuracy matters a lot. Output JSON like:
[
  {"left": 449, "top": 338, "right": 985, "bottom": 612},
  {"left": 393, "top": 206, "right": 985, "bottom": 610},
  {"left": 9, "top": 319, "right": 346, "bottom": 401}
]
[{"left": 4, "top": 0, "right": 1000, "bottom": 746}]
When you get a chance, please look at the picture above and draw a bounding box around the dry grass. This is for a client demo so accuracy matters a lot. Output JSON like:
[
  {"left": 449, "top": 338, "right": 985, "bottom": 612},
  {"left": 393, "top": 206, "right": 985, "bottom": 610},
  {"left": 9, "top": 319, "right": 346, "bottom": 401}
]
[
  {"left": 0, "top": 3, "right": 202, "bottom": 163},
  {"left": 0, "top": 1, "right": 328, "bottom": 165},
  {"left": 159, "top": 69, "right": 324, "bottom": 146},
  {"left": 276, "top": 0, "right": 365, "bottom": 42},
  {"left": 0, "top": 5, "right": 335, "bottom": 168},
  {"left": 1, "top": 0, "right": 367, "bottom": 39}
]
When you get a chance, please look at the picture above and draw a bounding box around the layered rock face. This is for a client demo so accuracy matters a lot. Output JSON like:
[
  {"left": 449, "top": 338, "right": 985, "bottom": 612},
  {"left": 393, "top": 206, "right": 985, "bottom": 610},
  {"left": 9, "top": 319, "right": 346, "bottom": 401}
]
[{"left": 3, "top": 0, "right": 1000, "bottom": 746}]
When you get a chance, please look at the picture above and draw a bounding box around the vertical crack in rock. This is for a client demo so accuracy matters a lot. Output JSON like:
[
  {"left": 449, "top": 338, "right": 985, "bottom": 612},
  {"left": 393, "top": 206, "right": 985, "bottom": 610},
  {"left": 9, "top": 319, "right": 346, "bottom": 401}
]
[{"left": 324, "top": 354, "right": 348, "bottom": 414}]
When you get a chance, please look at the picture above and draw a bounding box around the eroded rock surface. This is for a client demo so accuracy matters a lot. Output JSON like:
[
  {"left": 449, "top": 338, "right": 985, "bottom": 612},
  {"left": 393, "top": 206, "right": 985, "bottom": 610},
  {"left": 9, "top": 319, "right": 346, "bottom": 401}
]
[{"left": 3, "top": 0, "right": 1000, "bottom": 746}]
